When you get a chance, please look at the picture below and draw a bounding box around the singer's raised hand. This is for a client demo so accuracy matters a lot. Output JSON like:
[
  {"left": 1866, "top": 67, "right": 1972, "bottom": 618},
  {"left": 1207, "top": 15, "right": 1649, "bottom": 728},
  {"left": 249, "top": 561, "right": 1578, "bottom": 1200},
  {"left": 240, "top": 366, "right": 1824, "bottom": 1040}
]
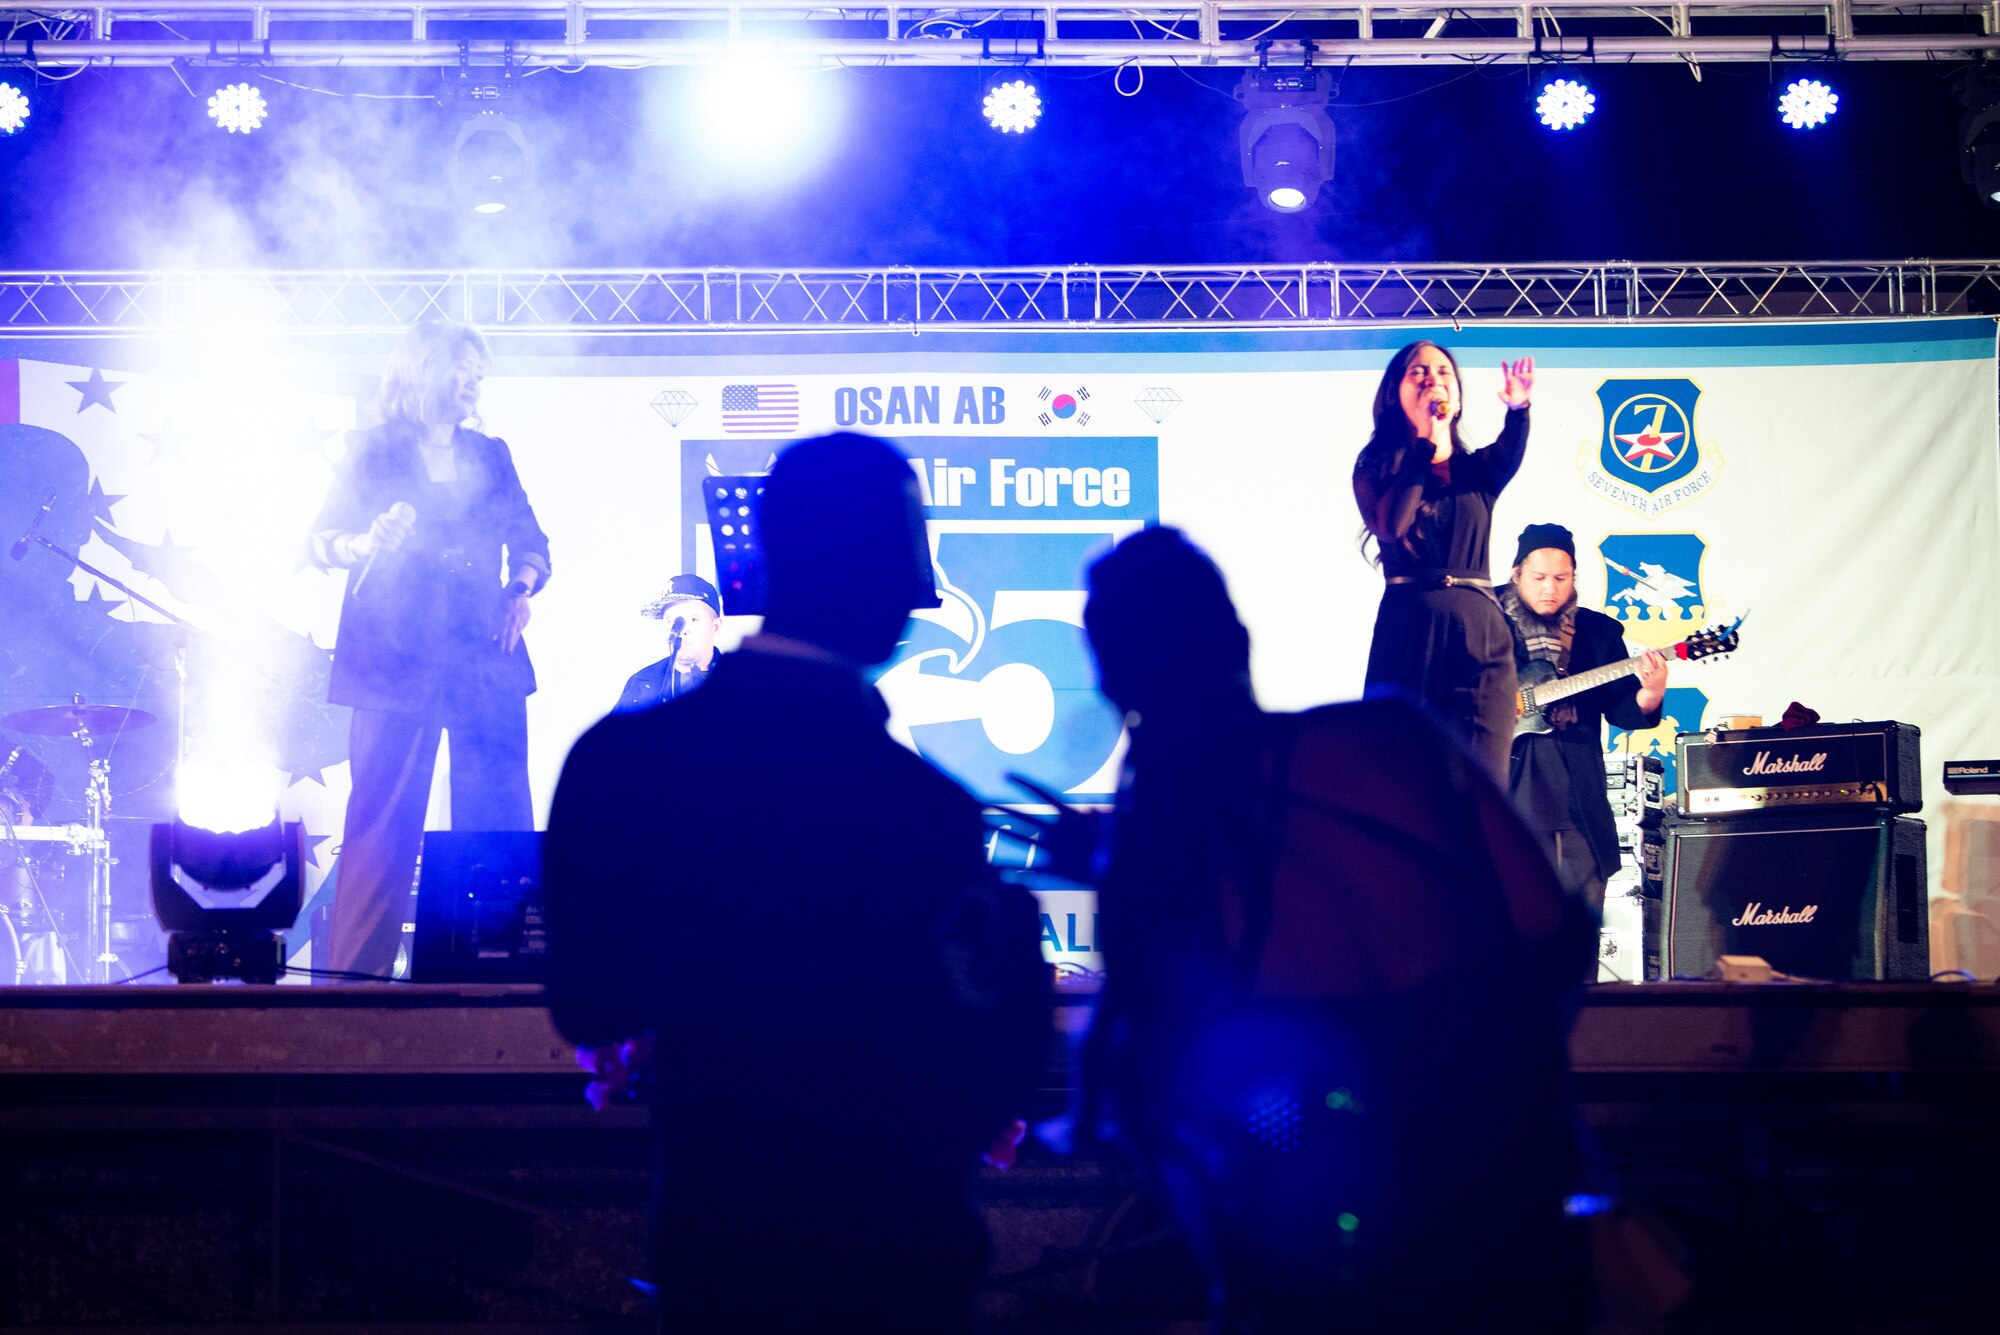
[{"left": 1498, "top": 357, "right": 1536, "bottom": 409}]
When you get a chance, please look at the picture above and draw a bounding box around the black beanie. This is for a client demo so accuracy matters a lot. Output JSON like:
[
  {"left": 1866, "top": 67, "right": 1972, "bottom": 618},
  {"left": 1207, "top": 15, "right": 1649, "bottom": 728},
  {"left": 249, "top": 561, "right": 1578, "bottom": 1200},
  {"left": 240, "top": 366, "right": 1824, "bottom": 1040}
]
[{"left": 1513, "top": 522, "right": 1576, "bottom": 568}]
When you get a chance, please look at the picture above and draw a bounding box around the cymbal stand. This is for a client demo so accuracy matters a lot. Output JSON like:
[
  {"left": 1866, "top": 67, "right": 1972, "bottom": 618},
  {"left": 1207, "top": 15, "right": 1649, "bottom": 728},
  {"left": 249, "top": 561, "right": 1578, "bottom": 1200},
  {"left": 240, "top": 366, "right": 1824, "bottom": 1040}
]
[{"left": 74, "top": 720, "right": 119, "bottom": 984}]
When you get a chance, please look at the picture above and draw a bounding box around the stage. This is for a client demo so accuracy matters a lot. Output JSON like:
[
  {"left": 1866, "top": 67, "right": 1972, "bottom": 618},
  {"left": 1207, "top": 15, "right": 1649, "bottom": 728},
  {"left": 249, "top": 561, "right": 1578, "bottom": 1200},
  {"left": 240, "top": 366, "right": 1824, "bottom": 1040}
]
[{"left": 2, "top": 982, "right": 1997, "bottom": 1331}]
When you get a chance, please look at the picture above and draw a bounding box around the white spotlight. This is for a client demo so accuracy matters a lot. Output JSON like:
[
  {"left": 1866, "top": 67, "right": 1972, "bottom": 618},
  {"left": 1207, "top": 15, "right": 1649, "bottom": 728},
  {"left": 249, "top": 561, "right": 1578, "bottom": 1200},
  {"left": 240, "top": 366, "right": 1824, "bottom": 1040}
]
[
  {"left": 1778, "top": 78, "right": 1838, "bottom": 130},
  {"left": 1536, "top": 78, "right": 1596, "bottom": 131},
  {"left": 208, "top": 82, "right": 269, "bottom": 134},
  {"left": 983, "top": 78, "right": 1043, "bottom": 134},
  {"left": 452, "top": 108, "right": 533, "bottom": 216},
  {"left": 696, "top": 53, "right": 811, "bottom": 155},
  {"left": 1237, "top": 68, "right": 1335, "bottom": 214},
  {"left": 0, "top": 82, "right": 29, "bottom": 136}
]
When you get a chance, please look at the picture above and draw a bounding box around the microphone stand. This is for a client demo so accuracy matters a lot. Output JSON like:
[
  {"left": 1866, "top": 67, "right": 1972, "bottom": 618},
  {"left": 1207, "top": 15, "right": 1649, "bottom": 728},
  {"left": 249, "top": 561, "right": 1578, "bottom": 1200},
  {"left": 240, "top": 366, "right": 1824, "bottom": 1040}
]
[{"left": 16, "top": 531, "right": 195, "bottom": 983}]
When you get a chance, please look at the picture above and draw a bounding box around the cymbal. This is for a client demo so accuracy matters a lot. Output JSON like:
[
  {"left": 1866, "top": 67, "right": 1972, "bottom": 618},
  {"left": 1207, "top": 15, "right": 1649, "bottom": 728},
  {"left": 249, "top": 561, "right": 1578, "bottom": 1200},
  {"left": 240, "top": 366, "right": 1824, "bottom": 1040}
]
[{"left": 1, "top": 703, "right": 158, "bottom": 737}]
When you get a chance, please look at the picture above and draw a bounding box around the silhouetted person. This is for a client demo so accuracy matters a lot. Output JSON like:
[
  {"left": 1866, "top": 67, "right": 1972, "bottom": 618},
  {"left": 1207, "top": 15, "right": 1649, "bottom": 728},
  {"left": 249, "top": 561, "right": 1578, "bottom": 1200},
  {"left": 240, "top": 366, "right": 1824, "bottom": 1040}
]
[
  {"left": 543, "top": 433, "right": 1049, "bottom": 1334},
  {"left": 1082, "top": 527, "right": 1593, "bottom": 1334}
]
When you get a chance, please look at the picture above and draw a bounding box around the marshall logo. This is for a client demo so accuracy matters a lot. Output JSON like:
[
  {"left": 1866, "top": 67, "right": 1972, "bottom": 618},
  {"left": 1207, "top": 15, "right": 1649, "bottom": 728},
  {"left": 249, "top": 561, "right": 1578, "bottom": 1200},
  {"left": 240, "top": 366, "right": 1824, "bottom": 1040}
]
[
  {"left": 1731, "top": 902, "right": 1821, "bottom": 927},
  {"left": 1742, "top": 750, "right": 1830, "bottom": 777}
]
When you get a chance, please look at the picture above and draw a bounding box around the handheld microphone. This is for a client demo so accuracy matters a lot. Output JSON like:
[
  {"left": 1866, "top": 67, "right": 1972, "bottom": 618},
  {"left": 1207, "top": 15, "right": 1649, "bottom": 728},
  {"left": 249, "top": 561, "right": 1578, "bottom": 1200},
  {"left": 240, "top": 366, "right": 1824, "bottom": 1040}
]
[
  {"left": 1428, "top": 399, "right": 1451, "bottom": 421},
  {"left": 9, "top": 491, "right": 55, "bottom": 561},
  {"left": 352, "top": 501, "right": 415, "bottom": 597},
  {"left": 668, "top": 615, "right": 687, "bottom": 637}
]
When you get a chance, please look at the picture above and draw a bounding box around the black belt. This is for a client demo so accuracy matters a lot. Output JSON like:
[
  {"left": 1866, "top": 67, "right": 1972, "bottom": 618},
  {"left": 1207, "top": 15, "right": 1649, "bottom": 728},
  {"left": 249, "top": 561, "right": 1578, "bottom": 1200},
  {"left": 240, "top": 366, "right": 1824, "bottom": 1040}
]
[{"left": 1384, "top": 573, "right": 1493, "bottom": 588}]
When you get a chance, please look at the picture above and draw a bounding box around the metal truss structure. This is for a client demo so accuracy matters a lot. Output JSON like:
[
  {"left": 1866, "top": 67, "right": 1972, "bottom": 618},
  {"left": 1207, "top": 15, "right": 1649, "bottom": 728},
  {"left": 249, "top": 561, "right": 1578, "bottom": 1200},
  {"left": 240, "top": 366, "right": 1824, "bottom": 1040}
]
[
  {"left": 4, "top": 262, "right": 1999, "bottom": 334},
  {"left": 5, "top": 0, "right": 2000, "bottom": 69}
]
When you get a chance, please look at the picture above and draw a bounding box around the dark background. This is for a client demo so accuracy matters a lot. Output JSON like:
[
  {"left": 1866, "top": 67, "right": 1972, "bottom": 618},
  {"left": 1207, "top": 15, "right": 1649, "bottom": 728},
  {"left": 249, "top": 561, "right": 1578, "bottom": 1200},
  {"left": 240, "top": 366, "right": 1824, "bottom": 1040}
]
[{"left": 0, "top": 56, "right": 1993, "bottom": 269}]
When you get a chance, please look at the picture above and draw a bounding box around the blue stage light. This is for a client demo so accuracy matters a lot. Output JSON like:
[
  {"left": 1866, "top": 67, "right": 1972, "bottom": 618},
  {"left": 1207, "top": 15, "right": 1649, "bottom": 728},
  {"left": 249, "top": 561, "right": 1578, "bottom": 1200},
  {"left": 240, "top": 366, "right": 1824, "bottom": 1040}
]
[
  {"left": 1778, "top": 78, "right": 1838, "bottom": 130},
  {"left": 208, "top": 82, "right": 268, "bottom": 134},
  {"left": 0, "top": 82, "right": 29, "bottom": 136},
  {"left": 1536, "top": 78, "right": 1595, "bottom": 131},
  {"left": 983, "top": 78, "right": 1043, "bottom": 134}
]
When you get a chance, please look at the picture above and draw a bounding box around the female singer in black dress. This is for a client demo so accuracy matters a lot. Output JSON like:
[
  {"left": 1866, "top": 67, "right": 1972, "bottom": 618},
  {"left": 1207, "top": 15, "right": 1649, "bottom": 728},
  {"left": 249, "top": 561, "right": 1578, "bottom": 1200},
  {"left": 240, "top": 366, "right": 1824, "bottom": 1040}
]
[{"left": 1353, "top": 341, "right": 1535, "bottom": 780}]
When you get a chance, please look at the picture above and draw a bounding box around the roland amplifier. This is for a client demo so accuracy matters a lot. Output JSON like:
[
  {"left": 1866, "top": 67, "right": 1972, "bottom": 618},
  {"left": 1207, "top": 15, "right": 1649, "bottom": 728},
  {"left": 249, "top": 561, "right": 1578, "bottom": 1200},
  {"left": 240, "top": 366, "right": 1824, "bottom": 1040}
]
[
  {"left": 1663, "top": 814, "right": 1929, "bottom": 981},
  {"left": 1675, "top": 721, "right": 1922, "bottom": 818}
]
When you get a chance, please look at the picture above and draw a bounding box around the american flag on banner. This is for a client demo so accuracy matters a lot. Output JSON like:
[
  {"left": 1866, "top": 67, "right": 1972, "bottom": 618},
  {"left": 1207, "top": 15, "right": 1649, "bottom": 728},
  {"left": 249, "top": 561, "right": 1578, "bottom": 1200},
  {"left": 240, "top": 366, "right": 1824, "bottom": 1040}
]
[{"left": 720, "top": 383, "right": 800, "bottom": 434}]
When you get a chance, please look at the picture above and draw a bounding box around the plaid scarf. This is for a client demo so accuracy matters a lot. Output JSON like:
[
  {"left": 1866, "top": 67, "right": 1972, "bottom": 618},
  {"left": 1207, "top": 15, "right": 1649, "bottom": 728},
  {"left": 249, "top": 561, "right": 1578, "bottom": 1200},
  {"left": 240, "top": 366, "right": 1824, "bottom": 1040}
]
[{"left": 1500, "top": 583, "right": 1578, "bottom": 667}]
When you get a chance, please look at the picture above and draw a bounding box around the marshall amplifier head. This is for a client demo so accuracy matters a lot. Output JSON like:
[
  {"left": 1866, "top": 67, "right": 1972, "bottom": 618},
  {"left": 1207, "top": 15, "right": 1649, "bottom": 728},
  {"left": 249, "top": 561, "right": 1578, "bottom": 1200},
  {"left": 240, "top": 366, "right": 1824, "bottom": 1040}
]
[
  {"left": 1664, "top": 815, "right": 1929, "bottom": 981},
  {"left": 1675, "top": 720, "right": 1921, "bottom": 819}
]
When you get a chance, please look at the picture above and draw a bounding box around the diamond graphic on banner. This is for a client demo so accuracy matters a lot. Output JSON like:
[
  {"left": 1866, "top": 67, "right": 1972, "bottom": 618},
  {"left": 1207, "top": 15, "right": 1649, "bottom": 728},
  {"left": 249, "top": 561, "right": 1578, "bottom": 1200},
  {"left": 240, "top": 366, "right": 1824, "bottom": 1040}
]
[
  {"left": 720, "top": 383, "right": 799, "bottom": 435},
  {"left": 652, "top": 389, "right": 697, "bottom": 429},
  {"left": 1134, "top": 387, "right": 1182, "bottom": 424}
]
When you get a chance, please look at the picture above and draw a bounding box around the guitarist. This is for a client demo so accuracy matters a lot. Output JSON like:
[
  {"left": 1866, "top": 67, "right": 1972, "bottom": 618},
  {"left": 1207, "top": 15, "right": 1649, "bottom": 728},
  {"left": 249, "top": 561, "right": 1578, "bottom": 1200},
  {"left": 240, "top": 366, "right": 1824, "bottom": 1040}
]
[{"left": 1499, "top": 523, "right": 1668, "bottom": 916}]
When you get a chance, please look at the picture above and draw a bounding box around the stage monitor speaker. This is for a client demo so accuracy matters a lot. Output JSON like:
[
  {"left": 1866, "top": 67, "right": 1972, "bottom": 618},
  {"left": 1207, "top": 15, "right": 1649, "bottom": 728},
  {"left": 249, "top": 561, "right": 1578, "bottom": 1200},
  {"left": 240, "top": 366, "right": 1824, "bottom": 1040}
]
[
  {"left": 1664, "top": 815, "right": 1929, "bottom": 981},
  {"left": 409, "top": 830, "right": 546, "bottom": 984}
]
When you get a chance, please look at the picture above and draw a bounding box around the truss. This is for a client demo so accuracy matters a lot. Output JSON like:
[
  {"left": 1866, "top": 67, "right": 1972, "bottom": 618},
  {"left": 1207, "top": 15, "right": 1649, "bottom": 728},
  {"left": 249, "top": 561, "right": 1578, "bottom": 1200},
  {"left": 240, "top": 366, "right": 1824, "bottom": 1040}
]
[
  {"left": 5, "top": 1, "right": 2000, "bottom": 69},
  {"left": 2, "top": 263, "right": 1997, "bottom": 334}
]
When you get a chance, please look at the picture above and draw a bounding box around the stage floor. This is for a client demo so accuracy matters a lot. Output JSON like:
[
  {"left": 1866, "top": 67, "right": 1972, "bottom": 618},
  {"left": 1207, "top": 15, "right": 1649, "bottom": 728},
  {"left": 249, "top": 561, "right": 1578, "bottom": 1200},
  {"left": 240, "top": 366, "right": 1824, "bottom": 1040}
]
[{"left": 2, "top": 983, "right": 1997, "bottom": 1331}]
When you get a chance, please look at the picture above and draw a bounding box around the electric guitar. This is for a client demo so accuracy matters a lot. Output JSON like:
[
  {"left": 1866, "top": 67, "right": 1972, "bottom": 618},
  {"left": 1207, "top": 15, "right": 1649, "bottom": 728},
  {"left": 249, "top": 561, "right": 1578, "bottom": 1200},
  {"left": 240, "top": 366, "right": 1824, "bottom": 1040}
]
[{"left": 1515, "top": 616, "right": 1742, "bottom": 738}]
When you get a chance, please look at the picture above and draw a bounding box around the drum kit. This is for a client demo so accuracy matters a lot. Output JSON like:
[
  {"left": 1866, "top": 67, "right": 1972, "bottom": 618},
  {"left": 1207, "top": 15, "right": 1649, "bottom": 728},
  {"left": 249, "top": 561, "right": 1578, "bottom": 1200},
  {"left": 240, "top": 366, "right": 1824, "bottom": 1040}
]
[{"left": 1, "top": 697, "right": 157, "bottom": 985}]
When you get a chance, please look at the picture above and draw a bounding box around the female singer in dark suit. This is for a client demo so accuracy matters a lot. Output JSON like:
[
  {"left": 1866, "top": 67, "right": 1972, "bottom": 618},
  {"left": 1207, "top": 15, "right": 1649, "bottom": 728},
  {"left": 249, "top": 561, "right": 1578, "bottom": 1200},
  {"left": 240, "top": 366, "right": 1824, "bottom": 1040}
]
[
  {"left": 1353, "top": 341, "right": 1534, "bottom": 780},
  {"left": 311, "top": 320, "right": 551, "bottom": 977}
]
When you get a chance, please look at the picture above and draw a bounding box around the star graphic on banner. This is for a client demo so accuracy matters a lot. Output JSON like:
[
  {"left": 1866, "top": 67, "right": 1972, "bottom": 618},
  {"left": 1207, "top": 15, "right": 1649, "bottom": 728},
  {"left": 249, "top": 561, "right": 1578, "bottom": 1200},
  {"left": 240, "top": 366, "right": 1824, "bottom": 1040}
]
[
  {"left": 86, "top": 479, "right": 123, "bottom": 525},
  {"left": 67, "top": 368, "right": 125, "bottom": 414},
  {"left": 83, "top": 582, "right": 128, "bottom": 615},
  {"left": 303, "top": 829, "right": 335, "bottom": 869},
  {"left": 292, "top": 418, "right": 337, "bottom": 459},
  {"left": 1614, "top": 428, "right": 1683, "bottom": 466},
  {"left": 141, "top": 420, "right": 192, "bottom": 462}
]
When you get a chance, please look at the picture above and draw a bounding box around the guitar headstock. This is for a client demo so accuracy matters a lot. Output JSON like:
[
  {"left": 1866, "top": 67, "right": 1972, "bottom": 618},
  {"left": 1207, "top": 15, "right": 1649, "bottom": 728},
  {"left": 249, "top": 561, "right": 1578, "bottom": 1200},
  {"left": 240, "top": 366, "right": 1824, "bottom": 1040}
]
[{"left": 1676, "top": 614, "right": 1745, "bottom": 662}]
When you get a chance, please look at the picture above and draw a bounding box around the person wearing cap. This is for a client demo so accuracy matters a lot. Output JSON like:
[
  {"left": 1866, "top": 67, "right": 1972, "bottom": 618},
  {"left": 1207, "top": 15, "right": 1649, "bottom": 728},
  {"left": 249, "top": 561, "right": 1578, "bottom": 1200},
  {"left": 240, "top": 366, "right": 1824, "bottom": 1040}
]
[
  {"left": 614, "top": 573, "right": 724, "bottom": 712},
  {"left": 541, "top": 432, "right": 1048, "bottom": 1334},
  {"left": 1500, "top": 522, "right": 1668, "bottom": 916}
]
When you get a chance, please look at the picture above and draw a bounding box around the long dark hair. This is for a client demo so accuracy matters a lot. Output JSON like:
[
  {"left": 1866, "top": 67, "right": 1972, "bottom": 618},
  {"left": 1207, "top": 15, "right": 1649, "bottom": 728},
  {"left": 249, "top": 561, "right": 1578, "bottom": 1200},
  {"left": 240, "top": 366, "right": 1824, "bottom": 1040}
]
[{"left": 1354, "top": 339, "right": 1467, "bottom": 564}]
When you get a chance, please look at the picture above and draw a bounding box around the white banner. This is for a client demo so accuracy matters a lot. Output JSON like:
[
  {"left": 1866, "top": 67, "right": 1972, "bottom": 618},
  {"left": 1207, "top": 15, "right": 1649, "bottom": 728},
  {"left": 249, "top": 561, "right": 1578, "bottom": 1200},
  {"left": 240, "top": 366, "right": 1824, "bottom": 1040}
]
[{"left": 4, "top": 317, "right": 1995, "bottom": 973}]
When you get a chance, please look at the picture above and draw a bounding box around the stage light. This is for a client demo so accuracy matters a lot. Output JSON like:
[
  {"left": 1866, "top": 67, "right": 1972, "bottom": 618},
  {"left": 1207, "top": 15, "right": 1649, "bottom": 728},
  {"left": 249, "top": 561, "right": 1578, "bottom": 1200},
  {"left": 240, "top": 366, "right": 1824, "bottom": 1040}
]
[
  {"left": 175, "top": 755, "right": 286, "bottom": 836},
  {"left": 151, "top": 817, "right": 304, "bottom": 984},
  {"left": 1956, "top": 70, "right": 2000, "bottom": 209},
  {"left": 0, "top": 82, "right": 29, "bottom": 136},
  {"left": 208, "top": 81, "right": 268, "bottom": 134},
  {"left": 983, "top": 77, "right": 1043, "bottom": 134},
  {"left": 1962, "top": 105, "right": 2000, "bottom": 206},
  {"left": 1777, "top": 78, "right": 1838, "bottom": 130},
  {"left": 1536, "top": 78, "right": 1595, "bottom": 131},
  {"left": 696, "top": 53, "right": 811, "bottom": 155},
  {"left": 1237, "top": 66, "right": 1335, "bottom": 214},
  {"left": 452, "top": 108, "right": 532, "bottom": 216}
]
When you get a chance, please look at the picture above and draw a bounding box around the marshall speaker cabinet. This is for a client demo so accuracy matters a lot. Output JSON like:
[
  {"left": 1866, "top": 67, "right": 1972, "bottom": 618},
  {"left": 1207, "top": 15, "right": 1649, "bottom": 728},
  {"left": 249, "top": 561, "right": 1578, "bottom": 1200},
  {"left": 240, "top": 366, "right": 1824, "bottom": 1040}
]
[
  {"left": 1663, "top": 814, "right": 1930, "bottom": 981},
  {"left": 1675, "top": 720, "right": 1922, "bottom": 819}
]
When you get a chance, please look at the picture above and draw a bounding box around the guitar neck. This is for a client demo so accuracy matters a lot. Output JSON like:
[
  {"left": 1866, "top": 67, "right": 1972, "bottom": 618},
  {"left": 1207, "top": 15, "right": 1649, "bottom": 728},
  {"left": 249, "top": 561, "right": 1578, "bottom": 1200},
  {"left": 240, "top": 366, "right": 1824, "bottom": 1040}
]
[{"left": 1534, "top": 652, "right": 1651, "bottom": 707}]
